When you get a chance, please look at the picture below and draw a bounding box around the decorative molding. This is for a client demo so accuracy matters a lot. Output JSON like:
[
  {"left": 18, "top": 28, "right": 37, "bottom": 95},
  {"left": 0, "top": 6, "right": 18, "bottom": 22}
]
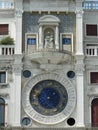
[
  {"left": 0, "top": 83, "right": 9, "bottom": 89},
  {"left": 38, "top": 15, "right": 60, "bottom": 25},
  {"left": 0, "top": 64, "right": 12, "bottom": 73},
  {"left": 13, "top": 55, "right": 23, "bottom": 73},
  {"left": 75, "top": 64, "right": 85, "bottom": 75},
  {"left": 14, "top": 54, "right": 23, "bottom": 62},
  {"left": 28, "top": 0, "right": 74, "bottom": 12},
  {"left": 0, "top": 93, "right": 9, "bottom": 98},
  {"left": 15, "top": 0, "right": 23, "bottom": 17},
  {"left": 13, "top": 64, "right": 23, "bottom": 74},
  {"left": 75, "top": 55, "right": 85, "bottom": 74},
  {"left": 75, "top": 8, "right": 84, "bottom": 18},
  {"left": 15, "top": 9, "right": 23, "bottom": 18}
]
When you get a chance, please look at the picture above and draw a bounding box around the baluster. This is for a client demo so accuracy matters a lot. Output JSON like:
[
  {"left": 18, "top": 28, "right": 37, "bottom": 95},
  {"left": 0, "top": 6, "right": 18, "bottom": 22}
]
[
  {"left": 94, "top": 46, "right": 97, "bottom": 56},
  {"left": 0, "top": 47, "right": 2, "bottom": 55}
]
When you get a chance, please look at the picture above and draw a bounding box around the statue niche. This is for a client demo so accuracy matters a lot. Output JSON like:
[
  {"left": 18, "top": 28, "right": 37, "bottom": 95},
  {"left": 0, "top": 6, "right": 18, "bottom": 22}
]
[{"left": 44, "top": 28, "right": 55, "bottom": 49}]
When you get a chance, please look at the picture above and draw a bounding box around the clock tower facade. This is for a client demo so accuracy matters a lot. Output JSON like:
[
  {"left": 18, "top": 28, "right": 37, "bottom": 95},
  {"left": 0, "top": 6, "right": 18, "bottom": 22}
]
[{"left": 0, "top": 0, "right": 98, "bottom": 130}]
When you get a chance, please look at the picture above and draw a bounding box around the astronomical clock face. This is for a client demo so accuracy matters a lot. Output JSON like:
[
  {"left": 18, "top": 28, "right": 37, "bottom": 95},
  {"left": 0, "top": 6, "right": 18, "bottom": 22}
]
[{"left": 22, "top": 73, "right": 76, "bottom": 125}]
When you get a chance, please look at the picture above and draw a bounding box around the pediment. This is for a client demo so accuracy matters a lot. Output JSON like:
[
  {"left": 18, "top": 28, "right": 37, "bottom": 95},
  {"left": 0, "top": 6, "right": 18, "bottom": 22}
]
[{"left": 38, "top": 15, "right": 60, "bottom": 24}]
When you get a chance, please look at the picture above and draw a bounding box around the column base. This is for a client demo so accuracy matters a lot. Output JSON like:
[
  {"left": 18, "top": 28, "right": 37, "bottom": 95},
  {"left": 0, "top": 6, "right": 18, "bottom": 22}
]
[
  {"left": 76, "top": 124, "right": 85, "bottom": 128},
  {"left": 55, "top": 45, "right": 59, "bottom": 50},
  {"left": 39, "top": 45, "right": 43, "bottom": 50},
  {"left": 12, "top": 123, "right": 21, "bottom": 127}
]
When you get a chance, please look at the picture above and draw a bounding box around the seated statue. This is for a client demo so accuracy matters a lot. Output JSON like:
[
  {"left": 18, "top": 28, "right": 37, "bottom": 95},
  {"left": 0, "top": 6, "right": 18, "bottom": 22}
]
[{"left": 44, "top": 34, "right": 54, "bottom": 49}]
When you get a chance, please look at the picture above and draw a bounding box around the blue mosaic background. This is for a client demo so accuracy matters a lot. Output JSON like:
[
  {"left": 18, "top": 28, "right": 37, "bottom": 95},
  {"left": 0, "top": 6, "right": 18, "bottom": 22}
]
[{"left": 22, "top": 13, "right": 75, "bottom": 50}]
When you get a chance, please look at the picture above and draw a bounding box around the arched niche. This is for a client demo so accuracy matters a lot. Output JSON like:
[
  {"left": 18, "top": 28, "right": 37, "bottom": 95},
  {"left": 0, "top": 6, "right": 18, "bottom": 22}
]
[{"left": 38, "top": 15, "right": 60, "bottom": 50}]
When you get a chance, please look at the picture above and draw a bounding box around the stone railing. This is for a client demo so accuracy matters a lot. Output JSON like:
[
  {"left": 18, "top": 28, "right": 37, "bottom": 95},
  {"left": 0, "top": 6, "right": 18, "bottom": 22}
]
[
  {"left": 83, "top": 1, "right": 98, "bottom": 10},
  {"left": 0, "top": 45, "right": 15, "bottom": 55},
  {"left": 0, "top": 0, "right": 14, "bottom": 10},
  {"left": 85, "top": 44, "right": 98, "bottom": 56}
]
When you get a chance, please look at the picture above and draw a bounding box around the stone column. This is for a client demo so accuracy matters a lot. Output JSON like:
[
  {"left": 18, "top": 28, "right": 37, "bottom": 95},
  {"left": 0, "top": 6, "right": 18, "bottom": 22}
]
[
  {"left": 15, "top": 0, "right": 23, "bottom": 54},
  {"left": 75, "top": 55, "right": 85, "bottom": 127},
  {"left": 39, "top": 26, "right": 43, "bottom": 49},
  {"left": 76, "top": 10, "right": 83, "bottom": 55},
  {"left": 55, "top": 26, "right": 59, "bottom": 50},
  {"left": 11, "top": 55, "right": 23, "bottom": 126}
]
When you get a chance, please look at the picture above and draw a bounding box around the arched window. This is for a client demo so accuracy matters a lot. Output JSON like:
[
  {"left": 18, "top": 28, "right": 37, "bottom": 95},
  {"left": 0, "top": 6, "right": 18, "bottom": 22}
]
[
  {"left": 91, "top": 98, "right": 98, "bottom": 127},
  {"left": 0, "top": 98, "right": 5, "bottom": 126}
]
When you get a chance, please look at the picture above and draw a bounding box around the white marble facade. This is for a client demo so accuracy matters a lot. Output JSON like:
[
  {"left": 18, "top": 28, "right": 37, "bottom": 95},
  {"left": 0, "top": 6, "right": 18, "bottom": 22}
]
[{"left": 0, "top": 0, "right": 98, "bottom": 130}]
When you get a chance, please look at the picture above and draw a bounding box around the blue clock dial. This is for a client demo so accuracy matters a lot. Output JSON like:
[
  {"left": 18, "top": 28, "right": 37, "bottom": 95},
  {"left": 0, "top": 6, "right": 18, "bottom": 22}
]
[
  {"left": 38, "top": 87, "right": 60, "bottom": 109},
  {"left": 29, "top": 80, "right": 68, "bottom": 116}
]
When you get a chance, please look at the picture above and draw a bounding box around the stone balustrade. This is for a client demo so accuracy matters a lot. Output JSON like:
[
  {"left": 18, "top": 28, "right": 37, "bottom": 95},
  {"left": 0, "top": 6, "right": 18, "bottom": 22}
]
[
  {"left": 0, "top": 45, "right": 14, "bottom": 55},
  {"left": 0, "top": 0, "right": 14, "bottom": 10},
  {"left": 85, "top": 44, "right": 98, "bottom": 56},
  {"left": 83, "top": 1, "right": 98, "bottom": 10}
]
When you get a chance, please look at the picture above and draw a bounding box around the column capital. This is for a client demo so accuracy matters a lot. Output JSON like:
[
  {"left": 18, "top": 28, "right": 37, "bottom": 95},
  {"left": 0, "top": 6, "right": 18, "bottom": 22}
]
[
  {"left": 15, "top": 0, "right": 23, "bottom": 17},
  {"left": 75, "top": 8, "right": 84, "bottom": 18},
  {"left": 15, "top": 9, "right": 23, "bottom": 18}
]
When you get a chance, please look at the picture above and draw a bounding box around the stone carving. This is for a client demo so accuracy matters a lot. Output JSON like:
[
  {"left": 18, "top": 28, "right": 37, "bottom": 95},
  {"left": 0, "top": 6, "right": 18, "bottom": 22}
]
[
  {"left": 45, "top": 34, "right": 54, "bottom": 49},
  {"left": 13, "top": 64, "right": 23, "bottom": 74},
  {"left": 0, "top": 64, "right": 12, "bottom": 72},
  {"left": 0, "top": 94, "right": 9, "bottom": 98},
  {"left": 75, "top": 8, "right": 84, "bottom": 18},
  {"left": 75, "top": 64, "right": 85, "bottom": 75},
  {"left": 15, "top": 9, "right": 23, "bottom": 17}
]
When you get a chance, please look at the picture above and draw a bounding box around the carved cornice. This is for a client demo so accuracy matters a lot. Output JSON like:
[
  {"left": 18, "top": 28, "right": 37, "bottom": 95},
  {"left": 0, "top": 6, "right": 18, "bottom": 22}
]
[{"left": 0, "top": 64, "right": 12, "bottom": 73}]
